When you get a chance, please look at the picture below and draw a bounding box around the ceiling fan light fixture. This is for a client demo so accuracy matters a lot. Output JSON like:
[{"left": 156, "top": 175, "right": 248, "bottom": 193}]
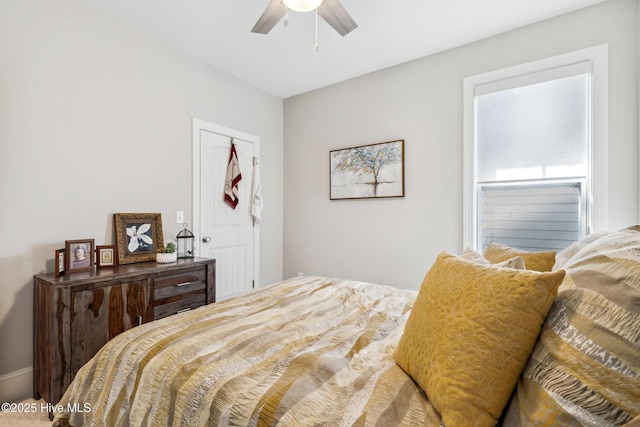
[
  {"left": 283, "top": 0, "right": 323, "bottom": 12},
  {"left": 251, "top": 0, "right": 356, "bottom": 37}
]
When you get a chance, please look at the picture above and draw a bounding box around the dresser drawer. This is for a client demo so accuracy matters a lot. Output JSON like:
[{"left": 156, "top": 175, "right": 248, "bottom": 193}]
[
  {"left": 153, "top": 293, "right": 206, "bottom": 320},
  {"left": 153, "top": 269, "right": 206, "bottom": 301}
]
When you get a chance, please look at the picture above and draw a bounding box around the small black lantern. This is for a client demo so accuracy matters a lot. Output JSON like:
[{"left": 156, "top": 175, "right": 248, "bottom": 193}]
[{"left": 176, "top": 223, "right": 195, "bottom": 259}]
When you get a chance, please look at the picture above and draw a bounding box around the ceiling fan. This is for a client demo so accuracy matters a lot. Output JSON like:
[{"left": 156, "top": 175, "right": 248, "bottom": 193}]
[{"left": 251, "top": 0, "right": 358, "bottom": 37}]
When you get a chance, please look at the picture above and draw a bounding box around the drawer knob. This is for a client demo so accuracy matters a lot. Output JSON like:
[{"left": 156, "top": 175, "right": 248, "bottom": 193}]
[{"left": 202, "top": 236, "right": 211, "bottom": 243}]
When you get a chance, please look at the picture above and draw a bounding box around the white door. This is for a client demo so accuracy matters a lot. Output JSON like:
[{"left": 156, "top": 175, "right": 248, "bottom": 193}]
[{"left": 193, "top": 119, "right": 259, "bottom": 301}]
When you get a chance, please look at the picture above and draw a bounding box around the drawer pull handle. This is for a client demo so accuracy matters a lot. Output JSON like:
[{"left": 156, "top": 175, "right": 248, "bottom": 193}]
[
  {"left": 176, "top": 308, "right": 191, "bottom": 314},
  {"left": 175, "top": 282, "right": 191, "bottom": 287}
]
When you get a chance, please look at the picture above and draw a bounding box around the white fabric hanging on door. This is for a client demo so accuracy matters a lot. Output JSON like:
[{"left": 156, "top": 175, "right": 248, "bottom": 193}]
[
  {"left": 251, "top": 158, "right": 263, "bottom": 222},
  {"left": 224, "top": 141, "right": 242, "bottom": 209}
]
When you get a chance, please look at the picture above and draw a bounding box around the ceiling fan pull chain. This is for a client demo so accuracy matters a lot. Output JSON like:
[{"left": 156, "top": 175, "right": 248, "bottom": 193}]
[{"left": 314, "top": 9, "right": 319, "bottom": 51}]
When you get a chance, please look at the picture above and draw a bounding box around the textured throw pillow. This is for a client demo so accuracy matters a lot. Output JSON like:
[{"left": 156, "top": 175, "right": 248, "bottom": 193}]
[
  {"left": 394, "top": 252, "right": 565, "bottom": 427},
  {"left": 460, "top": 246, "right": 526, "bottom": 269},
  {"left": 502, "top": 227, "right": 640, "bottom": 427},
  {"left": 484, "top": 243, "right": 556, "bottom": 272}
]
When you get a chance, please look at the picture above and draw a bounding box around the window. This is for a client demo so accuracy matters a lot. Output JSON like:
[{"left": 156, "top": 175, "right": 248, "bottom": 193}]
[{"left": 463, "top": 45, "right": 608, "bottom": 252}]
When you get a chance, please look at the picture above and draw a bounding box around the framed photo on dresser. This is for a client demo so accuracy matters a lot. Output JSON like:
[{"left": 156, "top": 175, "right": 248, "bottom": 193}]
[
  {"left": 96, "top": 245, "right": 118, "bottom": 268},
  {"left": 54, "top": 248, "right": 65, "bottom": 277},
  {"left": 65, "top": 239, "right": 95, "bottom": 273}
]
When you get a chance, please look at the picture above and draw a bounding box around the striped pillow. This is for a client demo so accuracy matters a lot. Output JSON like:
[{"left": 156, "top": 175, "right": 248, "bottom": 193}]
[{"left": 502, "top": 227, "right": 640, "bottom": 426}]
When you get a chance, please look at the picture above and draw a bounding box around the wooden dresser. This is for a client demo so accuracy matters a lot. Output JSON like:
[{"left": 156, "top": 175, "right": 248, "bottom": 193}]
[{"left": 33, "top": 257, "right": 215, "bottom": 405}]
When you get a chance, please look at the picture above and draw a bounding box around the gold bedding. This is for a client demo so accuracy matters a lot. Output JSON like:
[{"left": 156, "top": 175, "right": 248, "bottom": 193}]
[{"left": 52, "top": 276, "right": 443, "bottom": 427}]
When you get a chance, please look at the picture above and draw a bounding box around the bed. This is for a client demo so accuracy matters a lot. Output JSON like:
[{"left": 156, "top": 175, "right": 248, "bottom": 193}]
[{"left": 52, "top": 227, "right": 640, "bottom": 427}]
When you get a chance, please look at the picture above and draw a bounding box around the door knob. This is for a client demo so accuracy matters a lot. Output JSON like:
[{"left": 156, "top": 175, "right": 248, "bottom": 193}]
[{"left": 202, "top": 236, "right": 211, "bottom": 243}]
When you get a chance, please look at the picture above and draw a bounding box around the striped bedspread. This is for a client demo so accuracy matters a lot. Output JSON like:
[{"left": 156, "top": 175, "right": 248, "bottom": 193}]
[{"left": 52, "top": 276, "right": 443, "bottom": 427}]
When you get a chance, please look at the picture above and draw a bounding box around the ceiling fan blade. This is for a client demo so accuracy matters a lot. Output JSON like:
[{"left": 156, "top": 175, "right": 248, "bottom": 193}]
[
  {"left": 251, "top": 0, "right": 287, "bottom": 34},
  {"left": 317, "top": 0, "right": 358, "bottom": 36}
]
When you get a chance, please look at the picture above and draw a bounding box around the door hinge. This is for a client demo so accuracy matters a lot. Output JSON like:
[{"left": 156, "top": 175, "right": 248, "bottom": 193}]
[{"left": 252, "top": 280, "right": 255, "bottom": 289}]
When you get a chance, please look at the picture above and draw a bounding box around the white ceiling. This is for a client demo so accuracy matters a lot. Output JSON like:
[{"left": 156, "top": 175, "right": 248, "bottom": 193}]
[{"left": 79, "top": 0, "right": 607, "bottom": 98}]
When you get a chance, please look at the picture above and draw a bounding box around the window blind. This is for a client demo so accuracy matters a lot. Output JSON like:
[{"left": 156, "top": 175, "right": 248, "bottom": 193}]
[{"left": 479, "top": 180, "right": 585, "bottom": 253}]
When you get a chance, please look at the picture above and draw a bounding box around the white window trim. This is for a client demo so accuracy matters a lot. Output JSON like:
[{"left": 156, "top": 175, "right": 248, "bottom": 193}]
[{"left": 462, "top": 44, "right": 609, "bottom": 249}]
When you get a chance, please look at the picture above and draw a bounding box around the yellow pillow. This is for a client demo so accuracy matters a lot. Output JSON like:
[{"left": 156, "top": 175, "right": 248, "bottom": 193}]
[
  {"left": 483, "top": 243, "right": 556, "bottom": 272},
  {"left": 394, "top": 252, "right": 565, "bottom": 427}
]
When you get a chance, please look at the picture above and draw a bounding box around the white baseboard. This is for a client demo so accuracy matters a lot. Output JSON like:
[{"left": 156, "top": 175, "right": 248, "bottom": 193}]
[{"left": 0, "top": 366, "right": 33, "bottom": 403}]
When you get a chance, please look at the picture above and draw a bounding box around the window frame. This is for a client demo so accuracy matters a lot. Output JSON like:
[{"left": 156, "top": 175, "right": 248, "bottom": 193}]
[{"left": 462, "top": 44, "right": 609, "bottom": 250}]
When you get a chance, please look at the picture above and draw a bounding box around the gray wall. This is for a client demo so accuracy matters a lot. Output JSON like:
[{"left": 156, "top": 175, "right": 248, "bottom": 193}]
[
  {"left": 283, "top": 0, "right": 639, "bottom": 290},
  {"left": 0, "top": 0, "right": 283, "bottom": 401}
]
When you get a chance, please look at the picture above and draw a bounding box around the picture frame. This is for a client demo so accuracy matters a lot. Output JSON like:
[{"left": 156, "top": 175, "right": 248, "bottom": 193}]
[
  {"left": 96, "top": 245, "right": 118, "bottom": 268},
  {"left": 65, "top": 239, "right": 95, "bottom": 273},
  {"left": 55, "top": 248, "right": 65, "bottom": 277},
  {"left": 330, "top": 139, "right": 405, "bottom": 200},
  {"left": 114, "top": 213, "right": 164, "bottom": 265}
]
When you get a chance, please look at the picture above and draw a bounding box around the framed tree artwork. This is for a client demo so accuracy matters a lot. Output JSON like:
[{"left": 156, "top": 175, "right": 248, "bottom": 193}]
[
  {"left": 330, "top": 139, "right": 405, "bottom": 200},
  {"left": 114, "top": 213, "right": 164, "bottom": 265}
]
